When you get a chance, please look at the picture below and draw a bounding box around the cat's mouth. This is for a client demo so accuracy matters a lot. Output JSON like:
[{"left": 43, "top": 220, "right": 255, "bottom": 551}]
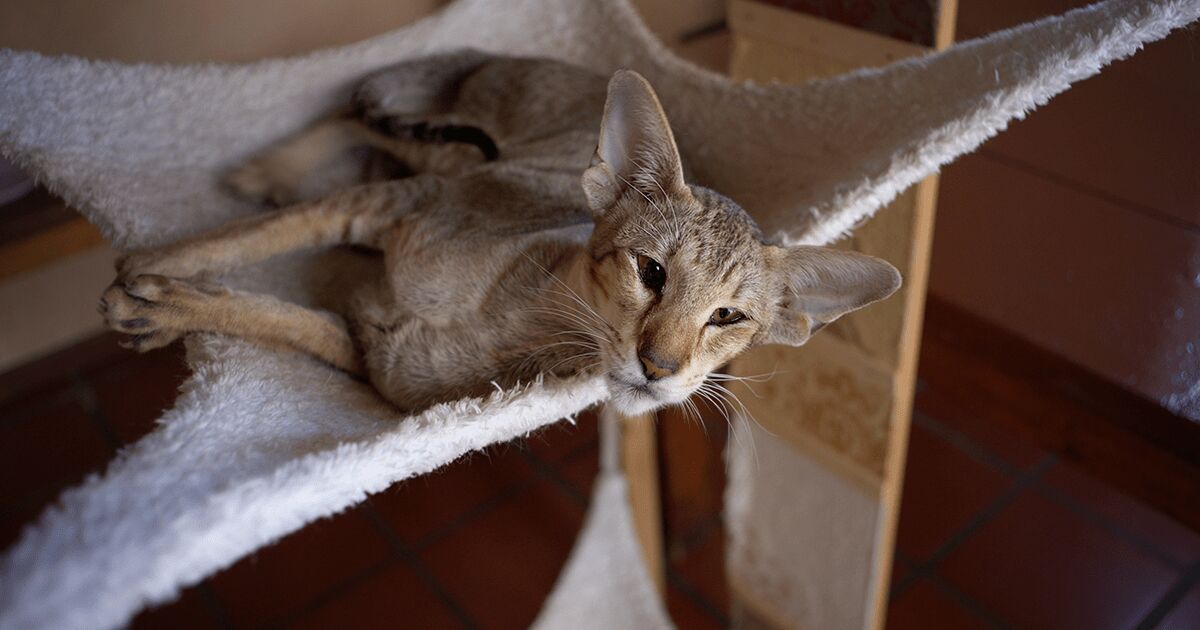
[{"left": 607, "top": 374, "right": 670, "bottom": 415}]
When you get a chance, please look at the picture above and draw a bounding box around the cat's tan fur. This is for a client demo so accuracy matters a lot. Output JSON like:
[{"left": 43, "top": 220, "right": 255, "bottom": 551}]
[{"left": 100, "top": 50, "right": 901, "bottom": 414}]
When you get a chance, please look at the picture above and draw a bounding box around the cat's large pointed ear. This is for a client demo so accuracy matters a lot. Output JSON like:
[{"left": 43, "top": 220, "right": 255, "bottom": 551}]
[
  {"left": 582, "top": 70, "right": 686, "bottom": 212},
  {"left": 758, "top": 245, "right": 902, "bottom": 347}
]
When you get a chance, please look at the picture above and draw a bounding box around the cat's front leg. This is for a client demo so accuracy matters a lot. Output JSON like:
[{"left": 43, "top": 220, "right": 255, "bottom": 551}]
[{"left": 100, "top": 274, "right": 364, "bottom": 374}]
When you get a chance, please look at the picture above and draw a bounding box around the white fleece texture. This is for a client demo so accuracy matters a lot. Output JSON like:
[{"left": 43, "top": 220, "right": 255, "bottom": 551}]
[
  {"left": 532, "top": 414, "right": 672, "bottom": 630},
  {"left": 0, "top": 0, "right": 1196, "bottom": 628}
]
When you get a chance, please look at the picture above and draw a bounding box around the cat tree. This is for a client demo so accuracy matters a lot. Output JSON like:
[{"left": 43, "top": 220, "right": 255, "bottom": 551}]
[{"left": 1, "top": 0, "right": 1196, "bottom": 628}]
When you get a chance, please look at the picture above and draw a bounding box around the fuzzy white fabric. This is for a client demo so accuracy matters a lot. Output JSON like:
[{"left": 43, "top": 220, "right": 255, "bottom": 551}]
[
  {"left": 532, "top": 414, "right": 673, "bottom": 630},
  {"left": 0, "top": 0, "right": 1196, "bottom": 628}
]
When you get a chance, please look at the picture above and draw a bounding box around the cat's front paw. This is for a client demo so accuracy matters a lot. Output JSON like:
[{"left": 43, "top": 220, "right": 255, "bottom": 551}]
[
  {"left": 115, "top": 250, "right": 167, "bottom": 279},
  {"left": 98, "top": 274, "right": 225, "bottom": 351}
]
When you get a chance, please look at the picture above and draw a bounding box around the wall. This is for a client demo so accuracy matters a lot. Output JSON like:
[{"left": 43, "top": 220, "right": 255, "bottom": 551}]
[
  {"left": 928, "top": 0, "right": 1199, "bottom": 420},
  {"left": 0, "top": 1, "right": 723, "bottom": 63}
]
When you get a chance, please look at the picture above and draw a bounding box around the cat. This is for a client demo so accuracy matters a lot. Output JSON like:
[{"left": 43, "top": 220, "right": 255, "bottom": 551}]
[{"left": 99, "top": 50, "right": 901, "bottom": 415}]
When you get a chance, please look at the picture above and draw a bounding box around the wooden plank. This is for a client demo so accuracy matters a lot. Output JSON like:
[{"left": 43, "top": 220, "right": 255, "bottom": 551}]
[
  {"left": 726, "top": 1, "right": 955, "bottom": 628},
  {"left": 729, "top": 0, "right": 926, "bottom": 78},
  {"left": 616, "top": 407, "right": 666, "bottom": 595},
  {"left": 0, "top": 217, "right": 105, "bottom": 282}
]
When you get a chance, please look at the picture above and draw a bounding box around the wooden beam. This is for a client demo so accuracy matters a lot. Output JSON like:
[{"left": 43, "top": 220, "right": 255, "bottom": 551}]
[{"left": 617, "top": 407, "right": 666, "bottom": 595}]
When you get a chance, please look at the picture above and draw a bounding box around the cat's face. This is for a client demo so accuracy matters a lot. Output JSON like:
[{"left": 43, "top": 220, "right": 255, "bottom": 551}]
[
  {"left": 581, "top": 71, "right": 901, "bottom": 415},
  {"left": 587, "top": 185, "right": 771, "bottom": 414}
]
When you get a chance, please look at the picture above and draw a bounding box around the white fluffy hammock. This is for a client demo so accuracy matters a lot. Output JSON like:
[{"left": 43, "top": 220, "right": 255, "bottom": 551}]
[{"left": 1, "top": 0, "right": 1196, "bottom": 628}]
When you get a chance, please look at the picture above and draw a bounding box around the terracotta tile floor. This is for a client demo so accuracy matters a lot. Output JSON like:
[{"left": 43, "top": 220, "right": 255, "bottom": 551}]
[{"left": 1, "top": 333, "right": 1198, "bottom": 629}]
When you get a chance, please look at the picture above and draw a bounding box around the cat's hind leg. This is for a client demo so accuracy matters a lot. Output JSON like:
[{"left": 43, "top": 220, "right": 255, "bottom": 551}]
[
  {"left": 100, "top": 274, "right": 363, "bottom": 374},
  {"left": 120, "top": 174, "right": 447, "bottom": 279},
  {"left": 224, "top": 116, "right": 389, "bottom": 206}
]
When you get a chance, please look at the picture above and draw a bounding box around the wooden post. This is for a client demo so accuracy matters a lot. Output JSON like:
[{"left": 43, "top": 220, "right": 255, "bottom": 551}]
[
  {"left": 726, "top": 1, "right": 956, "bottom": 627},
  {"left": 613, "top": 406, "right": 666, "bottom": 595}
]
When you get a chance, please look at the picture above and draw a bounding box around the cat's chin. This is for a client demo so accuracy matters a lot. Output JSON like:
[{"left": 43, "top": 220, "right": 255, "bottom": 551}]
[
  {"left": 607, "top": 377, "right": 689, "bottom": 416},
  {"left": 608, "top": 387, "right": 666, "bottom": 416}
]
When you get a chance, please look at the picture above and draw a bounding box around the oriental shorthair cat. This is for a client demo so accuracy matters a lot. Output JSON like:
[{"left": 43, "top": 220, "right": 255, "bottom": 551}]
[{"left": 101, "top": 50, "right": 901, "bottom": 413}]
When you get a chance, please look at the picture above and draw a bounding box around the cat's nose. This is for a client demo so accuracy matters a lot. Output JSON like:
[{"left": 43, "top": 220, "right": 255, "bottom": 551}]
[{"left": 639, "top": 351, "right": 677, "bottom": 381}]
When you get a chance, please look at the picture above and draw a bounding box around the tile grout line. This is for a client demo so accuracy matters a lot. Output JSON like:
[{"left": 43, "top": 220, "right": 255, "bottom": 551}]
[
  {"left": 912, "top": 411, "right": 1021, "bottom": 478},
  {"left": 1034, "top": 482, "right": 1188, "bottom": 571},
  {"left": 669, "top": 514, "right": 730, "bottom": 627},
  {"left": 915, "top": 409, "right": 1190, "bottom": 573},
  {"left": 526, "top": 426, "right": 733, "bottom": 627},
  {"left": 0, "top": 374, "right": 120, "bottom": 519},
  {"left": 666, "top": 565, "right": 730, "bottom": 628},
  {"left": 1134, "top": 560, "right": 1200, "bottom": 630},
  {"left": 890, "top": 454, "right": 1054, "bottom": 626},
  {"left": 677, "top": 511, "right": 723, "bottom": 553},
  {"left": 361, "top": 502, "right": 481, "bottom": 630},
  {"left": 924, "top": 572, "right": 1013, "bottom": 630},
  {"left": 69, "top": 373, "right": 122, "bottom": 451},
  {"left": 557, "top": 435, "right": 601, "bottom": 465},
  {"left": 74, "top": 367, "right": 237, "bottom": 630},
  {"left": 271, "top": 558, "right": 395, "bottom": 629},
  {"left": 411, "top": 481, "right": 532, "bottom": 552},
  {"left": 0, "top": 382, "right": 83, "bottom": 428},
  {"left": 517, "top": 448, "right": 588, "bottom": 508}
]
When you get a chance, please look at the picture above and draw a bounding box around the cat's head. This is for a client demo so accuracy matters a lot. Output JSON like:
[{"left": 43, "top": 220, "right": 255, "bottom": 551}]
[{"left": 580, "top": 71, "right": 901, "bottom": 415}]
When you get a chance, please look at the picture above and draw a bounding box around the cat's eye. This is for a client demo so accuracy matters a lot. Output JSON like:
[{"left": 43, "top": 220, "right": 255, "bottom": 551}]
[
  {"left": 637, "top": 254, "right": 666, "bottom": 294},
  {"left": 709, "top": 307, "right": 746, "bottom": 326}
]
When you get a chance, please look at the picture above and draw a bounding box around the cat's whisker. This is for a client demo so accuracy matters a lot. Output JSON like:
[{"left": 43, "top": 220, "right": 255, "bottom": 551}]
[
  {"left": 519, "top": 255, "right": 619, "bottom": 336},
  {"left": 709, "top": 368, "right": 780, "bottom": 383},
  {"left": 678, "top": 397, "right": 702, "bottom": 428},
  {"left": 700, "top": 381, "right": 760, "bottom": 468},
  {"left": 518, "top": 301, "right": 604, "bottom": 328},
  {"left": 526, "top": 287, "right": 613, "bottom": 333},
  {"left": 518, "top": 305, "right": 609, "bottom": 341},
  {"left": 545, "top": 351, "right": 602, "bottom": 373},
  {"left": 682, "top": 394, "right": 711, "bottom": 437},
  {"left": 693, "top": 385, "right": 732, "bottom": 431}
]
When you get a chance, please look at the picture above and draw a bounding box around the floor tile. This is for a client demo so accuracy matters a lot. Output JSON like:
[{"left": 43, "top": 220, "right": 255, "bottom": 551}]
[
  {"left": 941, "top": 488, "right": 1176, "bottom": 630},
  {"left": 671, "top": 525, "right": 727, "bottom": 615},
  {"left": 515, "top": 410, "right": 598, "bottom": 464},
  {"left": 371, "top": 443, "right": 536, "bottom": 547},
  {"left": 1157, "top": 582, "right": 1200, "bottom": 630},
  {"left": 894, "top": 422, "right": 1012, "bottom": 560},
  {"left": 659, "top": 404, "right": 727, "bottom": 549},
  {"left": 129, "top": 585, "right": 220, "bottom": 629},
  {"left": 915, "top": 321, "right": 1071, "bottom": 452},
  {"left": 0, "top": 496, "right": 49, "bottom": 552},
  {"left": 0, "top": 332, "right": 125, "bottom": 410},
  {"left": 1044, "top": 462, "right": 1200, "bottom": 567},
  {"left": 419, "top": 478, "right": 583, "bottom": 629},
  {"left": 914, "top": 380, "right": 1046, "bottom": 472},
  {"left": 208, "top": 505, "right": 393, "bottom": 628},
  {"left": 556, "top": 442, "right": 599, "bottom": 500},
  {"left": 889, "top": 554, "right": 912, "bottom": 592},
  {"left": 666, "top": 581, "right": 724, "bottom": 630},
  {"left": 89, "top": 344, "right": 188, "bottom": 444},
  {"left": 0, "top": 395, "right": 111, "bottom": 508},
  {"left": 885, "top": 578, "right": 992, "bottom": 630},
  {"left": 289, "top": 562, "right": 464, "bottom": 630}
]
